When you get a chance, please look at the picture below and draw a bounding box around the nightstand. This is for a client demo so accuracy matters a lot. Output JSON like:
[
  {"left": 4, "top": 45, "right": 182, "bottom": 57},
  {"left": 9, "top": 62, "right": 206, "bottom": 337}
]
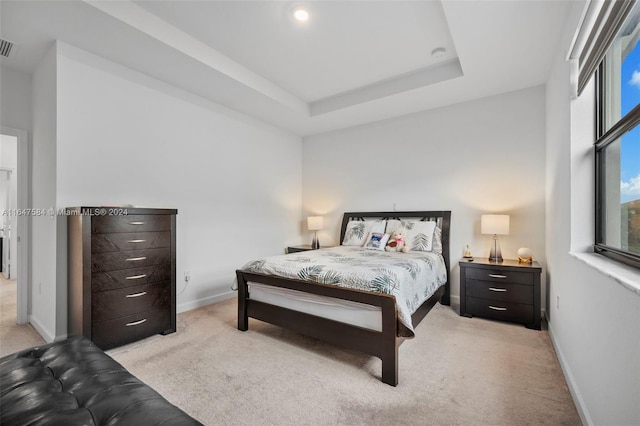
[
  {"left": 459, "top": 258, "right": 542, "bottom": 330},
  {"left": 286, "top": 245, "right": 316, "bottom": 253}
]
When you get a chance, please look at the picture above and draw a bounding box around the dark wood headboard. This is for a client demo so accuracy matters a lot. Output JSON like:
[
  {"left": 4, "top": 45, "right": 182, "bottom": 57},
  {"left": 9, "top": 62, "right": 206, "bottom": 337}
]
[{"left": 339, "top": 211, "right": 451, "bottom": 304}]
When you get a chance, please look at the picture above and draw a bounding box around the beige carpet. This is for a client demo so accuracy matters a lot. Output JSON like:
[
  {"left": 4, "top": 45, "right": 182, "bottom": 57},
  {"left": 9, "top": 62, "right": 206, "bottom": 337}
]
[
  {"left": 0, "top": 277, "right": 45, "bottom": 357},
  {"left": 104, "top": 298, "right": 581, "bottom": 425}
]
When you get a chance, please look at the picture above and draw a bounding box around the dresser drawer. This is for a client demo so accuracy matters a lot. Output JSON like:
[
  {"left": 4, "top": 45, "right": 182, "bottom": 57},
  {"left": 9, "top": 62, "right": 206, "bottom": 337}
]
[
  {"left": 466, "top": 296, "right": 533, "bottom": 325},
  {"left": 466, "top": 279, "right": 533, "bottom": 304},
  {"left": 92, "top": 307, "right": 172, "bottom": 350},
  {"left": 92, "top": 232, "right": 171, "bottom": 253},
  {"left": 92, "top": 215, "right": 171, "bottom": 234},
  {"left": 92, "top": 264, "right": 172, "bottom": 292},
  {"left": 92, "top": 282, "right": 171, "bottom": 322},
  {"left": 91, "top": 248, "right": 171, "bottom": 273},
  {"left": 465, "top": 267, "right": 533, "bottom": 285}
]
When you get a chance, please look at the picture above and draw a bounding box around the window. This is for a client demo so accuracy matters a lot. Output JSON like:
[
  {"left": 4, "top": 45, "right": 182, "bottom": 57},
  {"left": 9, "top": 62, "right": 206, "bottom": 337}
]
[{"left": 595, "top": 1, "right": 640, "bottom": 268}]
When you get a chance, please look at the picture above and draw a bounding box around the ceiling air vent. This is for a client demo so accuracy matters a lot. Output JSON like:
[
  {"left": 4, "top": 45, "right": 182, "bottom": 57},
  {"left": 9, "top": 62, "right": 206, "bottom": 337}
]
[{"left": 0, "top": 39, "right": 14, "bottom": 58}]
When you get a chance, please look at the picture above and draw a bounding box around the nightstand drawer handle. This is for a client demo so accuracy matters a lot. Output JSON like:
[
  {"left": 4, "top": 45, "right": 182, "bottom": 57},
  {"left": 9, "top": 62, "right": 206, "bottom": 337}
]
[
  {"left": 489, "top": 287, "right": 507, "bottom": 292},
  {"left": 126, "top": 257, "right": 147, "bottom": 262},
  {"left": 128, "top": 221, "right": 145, "bottom": 225},
  {"left": 488, "top": 305, "right": 507, "bottom": 311},
  {"left": 126, "top": 274, "right": 147, "bottom": 280},
  {"left": 127, "top": 239, "right": 146, "bottom": 243},
  {"left": 125, "top": 291, "right": 147, "bottom": 298},
  {"left": 125, "top": 318, "right": 147, "bottom": 327},
  {"left": 488, "top": 274, "right": 507, "bottom": 279}
]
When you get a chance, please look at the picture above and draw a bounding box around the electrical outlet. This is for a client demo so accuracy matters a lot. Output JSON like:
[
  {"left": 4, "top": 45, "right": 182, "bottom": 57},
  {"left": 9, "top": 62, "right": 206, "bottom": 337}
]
[
  {"left": 38, "top": 282, "right": 42, "bottom": 295},
  {"left": 557, "top": 295, "right": 560, "bottom": 309},
  {"left": 184, "top": 271, "right": 191, "bottom": 283}
]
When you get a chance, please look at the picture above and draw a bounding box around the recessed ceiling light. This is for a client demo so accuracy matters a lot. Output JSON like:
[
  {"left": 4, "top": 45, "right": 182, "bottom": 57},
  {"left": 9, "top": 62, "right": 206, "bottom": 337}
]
[
  {"left": 431, "top": 47, "right": 446, "bottom": 58},
  {"left": 292, "top": 7, "right": 309, "bottom": 22}
]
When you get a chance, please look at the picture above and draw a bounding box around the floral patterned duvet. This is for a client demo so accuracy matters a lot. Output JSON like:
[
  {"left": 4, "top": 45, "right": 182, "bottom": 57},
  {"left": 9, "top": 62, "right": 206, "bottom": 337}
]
[{"left": 241, "top": 246, "right": 447, "bottom": 337}]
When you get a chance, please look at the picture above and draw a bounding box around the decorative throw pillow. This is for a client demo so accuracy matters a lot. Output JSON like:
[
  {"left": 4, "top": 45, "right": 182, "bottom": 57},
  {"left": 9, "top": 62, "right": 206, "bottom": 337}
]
[
  {"left": 342, "top": 220, "right": 386, "bottom": 246},
  {"left": 431, "top": 225, "right": 443, "bottom": 254},
  {"left": 406, "top": 220, "right": 436, "bottom": 251},
  {"left": 385, "top": 219, "right": 403, "bottom": 235},
  {"left": 386, "top": 219, "right": 437, "bottom": 251},
  {"left": 364, "top": 232, "right": 390, "bottom": 251}
]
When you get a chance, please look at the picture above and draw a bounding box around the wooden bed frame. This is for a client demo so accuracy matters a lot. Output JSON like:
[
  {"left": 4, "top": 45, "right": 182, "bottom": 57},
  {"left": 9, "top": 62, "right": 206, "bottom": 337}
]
[{"left": 236, "top": 211, "right": 451, "bottom": 386}]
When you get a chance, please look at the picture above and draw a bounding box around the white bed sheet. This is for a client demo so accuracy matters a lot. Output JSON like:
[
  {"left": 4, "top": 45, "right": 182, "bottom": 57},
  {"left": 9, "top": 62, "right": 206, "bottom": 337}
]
[{"left": 248, "top": 282, "right": 383, "bottom": 332}]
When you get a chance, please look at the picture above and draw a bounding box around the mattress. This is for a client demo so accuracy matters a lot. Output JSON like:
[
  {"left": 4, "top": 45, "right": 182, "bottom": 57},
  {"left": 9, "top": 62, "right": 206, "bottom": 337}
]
[{"left": 248, "top": 281, "right": 383, "bottom": 331}]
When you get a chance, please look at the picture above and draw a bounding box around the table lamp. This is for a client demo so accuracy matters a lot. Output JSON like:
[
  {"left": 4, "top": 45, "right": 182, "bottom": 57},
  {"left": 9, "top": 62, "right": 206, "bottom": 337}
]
[
  {"left": 307, "top": 216, "right": 324, "bottom": 249},
  {"left": 481, "top": 214, "right": 510, "bottom": 262}
]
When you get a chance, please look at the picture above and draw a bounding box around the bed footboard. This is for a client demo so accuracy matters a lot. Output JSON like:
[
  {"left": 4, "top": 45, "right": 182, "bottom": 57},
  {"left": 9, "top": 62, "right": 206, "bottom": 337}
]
[{"left": 236, "top": 270, "right": 400, "bottom": 386}]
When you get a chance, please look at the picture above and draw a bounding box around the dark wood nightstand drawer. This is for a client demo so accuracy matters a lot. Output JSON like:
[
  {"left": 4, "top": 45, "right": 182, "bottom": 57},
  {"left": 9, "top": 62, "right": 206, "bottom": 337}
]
[
  {"left": 465, "top": 267, "right": 533, "bottom": 285},
  {"left": 92, "top": 282, "right": 171, "bottom": 322},
  {"left": 92, "top": 215, "right": 172, "bottom": 234},
  {"left": 466, "top": 297, "right": 534, "bottom": 326},
  {"left": 466, "top": 279, "right": 533, "bottom": 304},
  {"left": 459, "top": 258, "right": 542, "bottom": 330}
]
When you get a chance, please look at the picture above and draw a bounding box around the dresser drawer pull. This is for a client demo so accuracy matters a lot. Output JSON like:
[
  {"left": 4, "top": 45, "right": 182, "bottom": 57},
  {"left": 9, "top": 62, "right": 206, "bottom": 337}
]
[
  {"left": 488, "top": 305, "right": 507, "bottom": 311},
  {"left": 125, "top": 291, "right": 147, "bottom": 298},
  {"left": 126, "top": 257, "right": 147, "bottom": 262},
  {"left": 125, "top": 318, "right": 147, "bottom": 327},
  {"left": 127, "top": 239, "right": 147, "bottom": 243},
  {"left": 488, "top": 274, "right": 507, "bottom": 279},
  {"left": 489, "top": 287, "right": 507, "bottom": 292},
  {"left": 128, "top": 221, "right": 145, "bottom": 225},
  {"left": 125, "top": 274, "right": 147, "bottom": 280}
]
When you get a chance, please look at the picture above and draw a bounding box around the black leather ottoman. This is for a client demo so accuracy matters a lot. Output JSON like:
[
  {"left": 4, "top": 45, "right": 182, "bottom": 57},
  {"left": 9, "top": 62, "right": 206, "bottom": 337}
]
[{"left": 0, "top": 336, "right": 202, "bottom": 425}]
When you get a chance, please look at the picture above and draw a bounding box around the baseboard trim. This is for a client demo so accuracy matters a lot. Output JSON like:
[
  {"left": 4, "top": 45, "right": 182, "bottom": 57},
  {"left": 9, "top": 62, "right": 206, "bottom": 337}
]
[
  {"left": 28, "top": 314, "right": 55, "bottom": 344},
  {"left": 177, "top": 291, "right": 236, "bottom": 313},
  {"left": 547, "top": 321, "right": 592, "bottom": 426}
]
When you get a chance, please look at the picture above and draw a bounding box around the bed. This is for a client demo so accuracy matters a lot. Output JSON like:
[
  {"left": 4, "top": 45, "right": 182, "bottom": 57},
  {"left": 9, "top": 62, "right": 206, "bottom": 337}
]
[{"left": 236, "top": 211, "right": 451, "bottom": 386}]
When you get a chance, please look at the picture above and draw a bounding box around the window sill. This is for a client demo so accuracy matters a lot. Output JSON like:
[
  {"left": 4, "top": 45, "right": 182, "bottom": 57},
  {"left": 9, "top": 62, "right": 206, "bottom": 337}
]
[{"left": 569, "top": 252, "right": 640, "bottom": 295}]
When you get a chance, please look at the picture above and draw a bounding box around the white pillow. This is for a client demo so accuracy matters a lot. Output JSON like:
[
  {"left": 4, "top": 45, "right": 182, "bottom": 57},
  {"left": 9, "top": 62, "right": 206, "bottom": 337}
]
[
  {"left": 364, "top": 232, "right": 390, "bottom": 251},
  {"left": 342, "top": 220, "right": 386, "bottom": 246},
  {"left": 406, "top": 220, "right": 437, "bottom": 251},
  {"left": 386, "top": 219, "right": 437, "bottom": 252},
  {"left": 385, "top": 219, "right": 403, "bottom": 235},
  {"left": 431, "top": 225, "right": 443, "bottom": 254}
]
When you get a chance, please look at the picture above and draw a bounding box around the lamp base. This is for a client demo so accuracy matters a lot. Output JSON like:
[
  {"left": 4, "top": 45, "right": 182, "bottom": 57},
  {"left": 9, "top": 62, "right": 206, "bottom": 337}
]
[
  {"left": 488, "top": 236, "right": 503, "bottom": 262},
  {"left": 311, "top": 232, "right": 320, "bottom": 250}
]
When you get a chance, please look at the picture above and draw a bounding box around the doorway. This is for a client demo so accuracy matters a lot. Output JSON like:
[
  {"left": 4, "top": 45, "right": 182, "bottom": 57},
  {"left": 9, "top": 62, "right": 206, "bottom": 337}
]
[
  {"left": 0, "top": 128, "right": 29, "bottom": 325},
  {"left": 1, "top": 136, "right": 17, "bottom": 279}
]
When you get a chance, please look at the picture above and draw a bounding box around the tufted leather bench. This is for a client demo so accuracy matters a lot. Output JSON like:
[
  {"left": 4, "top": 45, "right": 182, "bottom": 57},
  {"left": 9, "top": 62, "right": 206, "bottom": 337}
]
[{"left": 0, "top": 336, "right": 202, "bottom": 425}]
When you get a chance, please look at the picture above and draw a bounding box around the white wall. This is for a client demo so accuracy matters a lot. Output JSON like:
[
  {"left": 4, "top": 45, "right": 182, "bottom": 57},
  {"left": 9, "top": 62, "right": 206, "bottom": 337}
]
[
  {"left": 30, "top": 44, "right": 59, "bottom": 341},
  {"left": 302, "top": 86, "right": 547, "bottom": 305},
  {"left": 0, "top": 66, "right": 32, "bottom": 131},
  {"left": 53, "top": 43, "right": 302, "bottom": 325},
  {"left": 545, "top": 5, "right": 640, "bottom": 424}
]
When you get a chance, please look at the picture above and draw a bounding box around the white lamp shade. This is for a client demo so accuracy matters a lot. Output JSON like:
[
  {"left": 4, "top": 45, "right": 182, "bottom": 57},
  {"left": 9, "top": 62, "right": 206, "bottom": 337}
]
[
  {"left": 307, "top": 216, "right": 324, "bottom": 231},
  {"left": 481, "top": 214, "right": 510, "bottom": 235}
]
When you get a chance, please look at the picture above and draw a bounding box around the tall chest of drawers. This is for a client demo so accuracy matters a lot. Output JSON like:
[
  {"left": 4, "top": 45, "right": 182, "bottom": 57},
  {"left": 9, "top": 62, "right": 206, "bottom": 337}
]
[
  {"left": 459, "top": 258, "right": 542, "bottom": 330},
  {"left": 67, "top": 207, "right": 177, "bottom": 350}
]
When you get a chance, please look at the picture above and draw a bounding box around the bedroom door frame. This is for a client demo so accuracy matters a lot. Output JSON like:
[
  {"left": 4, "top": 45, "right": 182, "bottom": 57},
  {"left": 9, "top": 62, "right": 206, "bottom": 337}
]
[{"left": 2, "top": 126, "right": 30, "bottom": 324}]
